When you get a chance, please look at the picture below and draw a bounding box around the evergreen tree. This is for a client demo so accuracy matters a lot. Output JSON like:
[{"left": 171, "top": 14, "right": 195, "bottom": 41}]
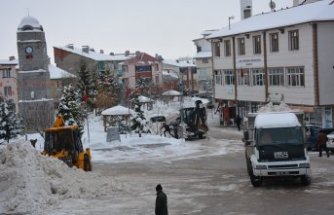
[
  {"left": 0, "top": 99, "right": 23, "bottom": 143},
  {"left": 77, "top": 63, "right": 96, "bottom": 109},
  {"left": 57, "top": 84, "right": 86, "bottom": 134},
  {"left": 95, "top": 69, "right": 119, "bottom": 111},
  {"left": 130, "top": 94, "right": 146, "bottom": 137}
]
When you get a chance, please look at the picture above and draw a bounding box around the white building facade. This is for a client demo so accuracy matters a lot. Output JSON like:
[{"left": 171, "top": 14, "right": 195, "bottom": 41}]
[{"left": 208, "top": 0, "right": 334, "bottom": 127}]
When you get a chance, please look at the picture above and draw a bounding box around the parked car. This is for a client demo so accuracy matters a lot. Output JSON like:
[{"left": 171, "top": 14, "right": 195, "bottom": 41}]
[
  {"left": 326, "top": 131, "right": 334, "bottom": 152},
  {"left": 305, "top": 125, "right": 334, "bottom": 151}
]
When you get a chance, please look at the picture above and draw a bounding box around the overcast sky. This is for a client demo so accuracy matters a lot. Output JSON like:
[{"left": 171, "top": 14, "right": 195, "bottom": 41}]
[{"left": 0, "top": 0, "right": 292, "bottom": 62}]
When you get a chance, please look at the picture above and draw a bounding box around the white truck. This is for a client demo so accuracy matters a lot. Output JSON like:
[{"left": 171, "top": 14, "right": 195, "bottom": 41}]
[{"left": 243, "top": 104, "right": 311, "bottom": 187}]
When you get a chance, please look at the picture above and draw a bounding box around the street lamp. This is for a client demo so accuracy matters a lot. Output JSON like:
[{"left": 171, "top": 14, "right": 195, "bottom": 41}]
[{"left": 228, "top": 16, "right": 234, "bottom": 30}]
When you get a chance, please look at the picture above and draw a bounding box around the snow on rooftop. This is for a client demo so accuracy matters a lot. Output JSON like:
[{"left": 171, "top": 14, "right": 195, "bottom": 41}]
[
  {"left": 55, "top": 46, "right": 135, "bottom": 62},
  {"left": 0, "top": 59, "right": 18, "bottom": 65},
  {"left": 194, "top": 51, "right": 212, "bottom": 59},
  {"left": 162, "top": 90, "right": 181, "bottom": 96},
  {"left": 48, "top": 64, "right": 76, "bottom": 79},
  {"left": 208, "top": 0, "right": 334, "bottom": 39},
  {"left": 255, "top": 112, "right": 300, "bottom": 129},
  {"left": 163, "top": 59, "right": 195, "bottom": 68},
  {"left": 101, "top": 105, "right": 134, "bottom": 116},
  {"left": 162, "top": 70, "right": 179, "bottom": 79},
  {"left": 17, "top": 16, "right": 42, "bottom": 30}
]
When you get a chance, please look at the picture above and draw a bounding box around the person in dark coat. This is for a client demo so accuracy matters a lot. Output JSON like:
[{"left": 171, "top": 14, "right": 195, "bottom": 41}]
[
  {"left": 235, "top": 114, "right": 242, "bottom": 131},
  {"left": 317, "top": 131, "right": 329, "bottom": 157},
  {"left": 155, "top": 184, "right": 168, "bottom": 215}
]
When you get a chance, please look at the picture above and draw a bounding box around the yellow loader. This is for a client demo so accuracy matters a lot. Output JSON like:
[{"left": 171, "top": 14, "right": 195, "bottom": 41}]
[{"left": 42, "top": 116, "right": 92, "bottom": 171}]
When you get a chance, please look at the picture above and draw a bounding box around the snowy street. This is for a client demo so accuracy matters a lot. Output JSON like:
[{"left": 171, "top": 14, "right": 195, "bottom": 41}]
[{"left": 1, "top": 112, "right": 334, "bottom": 214}]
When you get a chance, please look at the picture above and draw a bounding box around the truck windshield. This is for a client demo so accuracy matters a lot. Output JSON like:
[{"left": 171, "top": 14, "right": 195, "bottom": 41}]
[{"left": 257, "top": 127, "right": 303, "bottom": 146}]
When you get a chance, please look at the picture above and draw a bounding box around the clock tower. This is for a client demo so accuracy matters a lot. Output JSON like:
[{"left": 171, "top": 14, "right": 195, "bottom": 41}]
[
  {"left": 17, "top": 16, "right": 51, "bottom": 100},
  {"left": 16, "top": 16, "right": 53, "bottom": 130}
]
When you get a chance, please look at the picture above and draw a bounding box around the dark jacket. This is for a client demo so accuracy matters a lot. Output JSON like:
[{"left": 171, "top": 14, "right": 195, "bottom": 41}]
[
  {"left": 317, "top": 132, "right": 328, "bottom": 146},
  {"left": 155, "top": 190, "right": 168, "bottom": 215}
]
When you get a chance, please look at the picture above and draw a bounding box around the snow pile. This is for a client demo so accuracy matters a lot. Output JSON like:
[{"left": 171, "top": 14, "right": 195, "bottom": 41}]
[{"left": 0, "top": 141, "right": 116, "bottom": 214}]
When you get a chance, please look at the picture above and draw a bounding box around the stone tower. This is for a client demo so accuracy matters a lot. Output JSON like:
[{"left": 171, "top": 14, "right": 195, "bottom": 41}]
[
  {"left": 16, "top": 16, "right": 53, "bottom": 130},
  {"left": 17, "top": 16, "right": 50, "bottom": 99}
]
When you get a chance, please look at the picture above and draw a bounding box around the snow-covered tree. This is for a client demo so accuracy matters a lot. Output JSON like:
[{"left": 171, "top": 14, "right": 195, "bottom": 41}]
[
  {"left": 130, "top": 95, "right": 146, "bottom": 137},
  {"left": 95, "top": 69, "right": 119, "bottom": 111},
  {"left": 0, "top": 99, "right": 23, "bottom": 143},
  {"left": 57, "top": 84, "right": 86, "bottom": 134},
  {"left": 76, "top": 63, "right": 96, "bottom": 109}
]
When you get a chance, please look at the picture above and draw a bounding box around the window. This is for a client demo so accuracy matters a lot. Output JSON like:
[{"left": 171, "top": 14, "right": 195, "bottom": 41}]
[
  {"left": 289, "top": 30, "right": 299, "bottom": 50},
  {"left": 213, "top": 42, "right": 221, "bottom": 57},
  {"left": 196, "top": 46, "right": 202, "bottom": 53},
  {"left": 270, "top": 33, "right": 279, "bottom": 52},
  {"left": 122, "top": 65, "right": 128, "bottom": 73},
  {"left": 253, "top": 36, "right": 261, "bottom": 54},
  {"left": 287, "top": 67, "right": 304, "bottom": 87},
  {"left": 2, "top": 69, "right": 11, "bottom": 78},
  {"left": 4, "top": 86, "right": 12, "bottom": 97},
  {"left": 238, "top": 38, "right": 245, "bottom": 55},
  {"left": 155, "top": 76, "right": 159, "bottom": 84},
  {"left": 154, "top": 64, "right": 159, "bottom": 71},
  {"left": 135, "top": 65, "right": 152, "bottom": 72},
  {"left": 224, "top": 70, "right": 234, "bottom": 85},
  {"left": 269, "top": 68, "right": 284, "bottom": 86},
  {"left": 224, "top": 40, "right": 231, "bottom": 57},
  {"left": 215, "top": 70, "right": 223, "bottom": 85},
  {"left": 252, "top": 69, "right": 264, "bottom": 86},
  {"left": 237, "top": 69, "right": 250, "bottom": 86},
  {"left": 202, "top": 58, "right": 209, "bottom": 64}
]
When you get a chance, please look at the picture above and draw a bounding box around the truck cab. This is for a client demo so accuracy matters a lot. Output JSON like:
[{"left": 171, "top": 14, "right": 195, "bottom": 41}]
[{"left": 244, "top": 112, "right": 311, "bottom": 187}]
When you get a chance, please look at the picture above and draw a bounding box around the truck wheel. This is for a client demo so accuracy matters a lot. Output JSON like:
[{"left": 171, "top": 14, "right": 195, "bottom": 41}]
[
  {"left": 250, "top": 175, "right": 262, "bottom": 187},
  {"left": 300, "top": 175, "right": 311, "bottom": 186}
]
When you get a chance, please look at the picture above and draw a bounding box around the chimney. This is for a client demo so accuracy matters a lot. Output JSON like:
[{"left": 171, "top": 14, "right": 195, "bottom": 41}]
[
  {"left": 100, "top": 49, "right": 104, "bottom": 54},
  {"left": 293, "top": 0, "right": 300, "bottom": 6},
  {"left": 109, "top": 52, "right": 114, "bottom": 55},
  {"left": 135, "top": 51, "right": 141, "bottom": 57},
  {"left": 66, "top": 44, "right": 74, "bottom": 49},
  {"left": 240, "top": 0, "right": 252, "bottom": 20},
  {"left": 9, "top": 56, "right": 15, "bottom": 61},
  {"left": 82, "top": 45, "right": 89, "bottom": 53},
  {"left": 125, "top": 50, "right": 130, "bottom": 56}
]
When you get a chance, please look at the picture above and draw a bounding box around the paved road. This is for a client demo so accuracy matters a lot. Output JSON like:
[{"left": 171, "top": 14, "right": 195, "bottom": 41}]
[{"left": 89, "top": 127, "right": 334, "bottom": 215}]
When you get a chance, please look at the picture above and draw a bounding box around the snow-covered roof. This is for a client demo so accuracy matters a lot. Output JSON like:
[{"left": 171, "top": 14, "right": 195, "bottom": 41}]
[
  {"left": 162, "top": 90, "right": 181, "bottom": 96},
  {"left": 0, "top": 59, "right": 18, "bottom": 65},
  {"left": 208, "top": 0, "right": 334, "bottom": 39},
  {"left": 138, "top": 95, "right": 153, "bottom": 103},
  {"left": 17, "top": 16, "right": 43, "bottom": 31},
  {"left": 255, "top": 113, "right": 300, "bottom": 129},
  {"left": 48, "top": 64, "right": 76, "bottom": 80},
  {"left": 101, "top": 105, "right": 134, "bottom": 116},
  {"left": 163, "top": 59, "right": 195, "bottom": 68},
  {"left": 55, "top": 46, "right": 135, "bottom": 62},
  {"left": 194, "top": 51, "right": 212, "bottom": 59},
  {"left": 162, "top": 70, "right": 179, "bottom": 79}
]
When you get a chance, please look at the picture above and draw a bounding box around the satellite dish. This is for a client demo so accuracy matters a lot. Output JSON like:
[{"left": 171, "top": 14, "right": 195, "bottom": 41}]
[{"left": 269, "top": 1, "right": 276, "bottom": 10}]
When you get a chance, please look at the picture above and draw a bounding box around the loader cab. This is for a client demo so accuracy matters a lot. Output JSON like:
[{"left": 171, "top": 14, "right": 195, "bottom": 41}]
[{"left": 44, "top": 126, "right": 83, "bottom": 156}]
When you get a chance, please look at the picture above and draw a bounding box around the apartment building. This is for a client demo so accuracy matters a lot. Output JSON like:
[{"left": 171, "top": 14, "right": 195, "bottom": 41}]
[
  {"left": 193, "top": 30, "right": 217, "bottom": 97},
  {"left": 207, "top": 0, "right": 334, "bottom": 127},
  {"left": 0, "top": 57, "right": 19, "bottom": 110},
  {"left": 54, "top": 45, "right": 135, "bottom": 77},
  {"left": 121, "top": 52, "right": 163, "bottom": 96}
]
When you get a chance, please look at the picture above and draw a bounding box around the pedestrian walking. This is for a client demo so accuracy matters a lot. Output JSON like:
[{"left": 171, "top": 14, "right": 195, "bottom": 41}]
[
  {"left": 155, "top": 184, "right": 168, "bottom": 215},
  {"left": 235, "top": 114, "right": 242, "bottom": 131},
  {"left": 161, "top": 123, "right": 171, "bottom": 137},
  {"left": 317, "top": 131, "right": 330, "bottom": 157}
]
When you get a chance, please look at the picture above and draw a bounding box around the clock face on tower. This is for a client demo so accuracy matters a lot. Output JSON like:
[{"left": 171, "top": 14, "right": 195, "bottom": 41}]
[{"left": 25, "top": 46, "right": 33, "bottom": 54}]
